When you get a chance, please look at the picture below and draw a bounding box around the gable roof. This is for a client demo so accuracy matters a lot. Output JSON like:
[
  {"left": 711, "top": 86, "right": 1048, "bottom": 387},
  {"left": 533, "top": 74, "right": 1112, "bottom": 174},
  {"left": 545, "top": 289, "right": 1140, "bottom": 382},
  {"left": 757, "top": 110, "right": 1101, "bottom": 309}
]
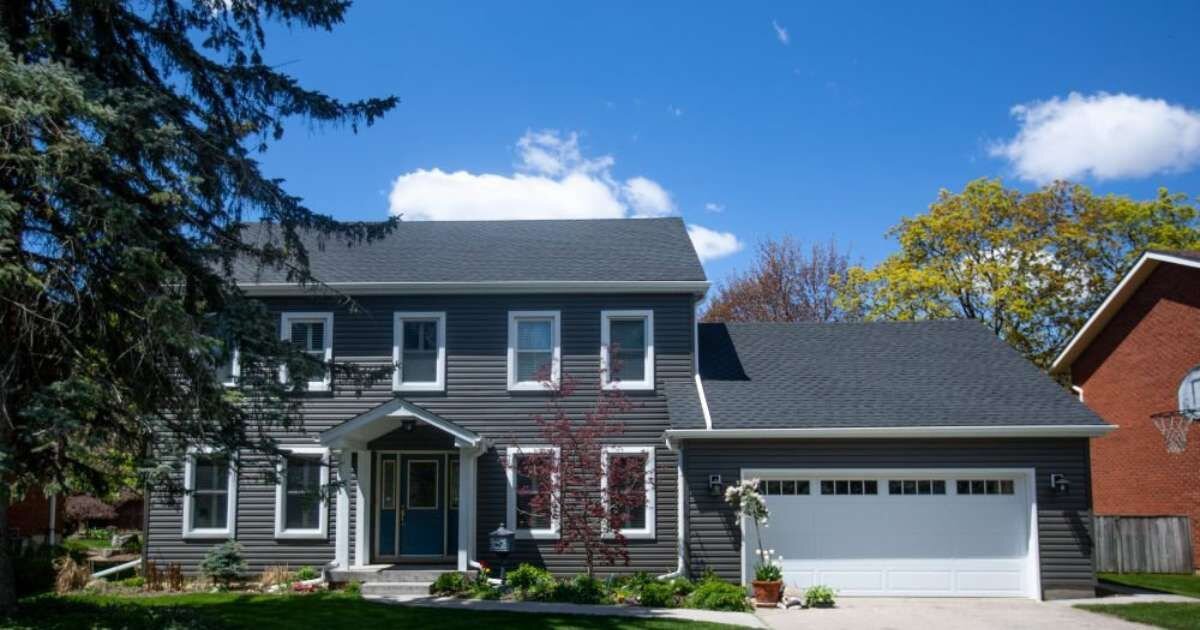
[
  {"left": 1050, "top": 250, "right": 1200, "bottom": 374},
  {"left": 666, "top": 320, "right": 1106, "bottom": 433},
  {"left": 234, "top": 218, "right": 708, "bottom": 294}
]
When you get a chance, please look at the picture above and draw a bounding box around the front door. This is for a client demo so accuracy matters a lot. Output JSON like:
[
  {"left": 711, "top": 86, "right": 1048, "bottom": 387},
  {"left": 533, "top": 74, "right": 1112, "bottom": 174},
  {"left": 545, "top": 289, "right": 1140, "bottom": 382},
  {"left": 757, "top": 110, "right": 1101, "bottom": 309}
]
[{"left": 377, "top": 453, "right": 446, "bottom": 559}]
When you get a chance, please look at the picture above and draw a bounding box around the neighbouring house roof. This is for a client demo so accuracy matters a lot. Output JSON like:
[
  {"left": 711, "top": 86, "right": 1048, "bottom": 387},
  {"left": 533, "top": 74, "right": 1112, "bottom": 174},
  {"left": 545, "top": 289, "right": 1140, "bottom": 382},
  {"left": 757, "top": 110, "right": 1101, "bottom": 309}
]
[
  {"left": 1050, "top": 250, "right": 1200, "bottom": 374},
  {"left": 666, "top": 320, "right": 1107, "bottom": 433},
  {"left": 233, "top": 217, "right": 708, "bottom": 293}
]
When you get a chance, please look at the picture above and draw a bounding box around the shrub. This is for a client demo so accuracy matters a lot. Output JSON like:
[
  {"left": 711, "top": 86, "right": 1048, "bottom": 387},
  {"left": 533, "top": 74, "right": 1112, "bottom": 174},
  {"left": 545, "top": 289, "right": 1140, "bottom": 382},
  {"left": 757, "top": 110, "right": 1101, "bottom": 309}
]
[
  {"left": 636, "top": 581, "right": 677, "bottom": 608},
  {"left": 506, "top": 563, "right": 555, "bottom": 600},
  {"left": 199, "top": 541, "right": 247, "bottom": 587},
  {"left": 295, "top": 565, "right": 318, "bottom": 581},
  {"left": 667, "top": 576, "right": 695, "bottom": 597},
  {"left": 260, "top": 565, "right": 293, "bottom": 588},
  {"left": 119, "top": 576, "right": 145, "bottom": 588},
  {"left": 429, "top": 571, "right": 471, "bottom": 596},
  {"left": 343, "top": 580, "right": 362, "bottom": 597},
  {"left": 55, "top": 555, "right": 91, "bottom": 594},
  {"left": 552, "top": 574, "right": 606, "bottom": 605},
  {"left": 684, "top": 578, "right": 751, "bottom": 612},
  {"left": 754, "top": 563, "right": 782, "bottom": 582},
  {"left": 803, "top": 584, "right": 836, "bottom": 608}
]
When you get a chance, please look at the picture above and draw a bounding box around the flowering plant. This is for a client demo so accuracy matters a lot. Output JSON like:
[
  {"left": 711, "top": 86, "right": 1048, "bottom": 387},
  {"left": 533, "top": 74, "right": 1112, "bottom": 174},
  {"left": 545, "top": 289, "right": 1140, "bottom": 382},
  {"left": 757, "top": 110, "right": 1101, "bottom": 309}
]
[{"left": 724, "top": 479, "right": 778, "bottom": 581}]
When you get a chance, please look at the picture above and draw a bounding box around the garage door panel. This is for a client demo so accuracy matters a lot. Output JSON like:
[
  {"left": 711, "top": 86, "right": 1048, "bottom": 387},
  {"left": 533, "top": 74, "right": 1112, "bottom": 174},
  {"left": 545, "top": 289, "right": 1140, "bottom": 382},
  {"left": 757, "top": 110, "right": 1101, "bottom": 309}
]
[{"left": 748, "top": 471, "right": 1033, "bottom": 598}]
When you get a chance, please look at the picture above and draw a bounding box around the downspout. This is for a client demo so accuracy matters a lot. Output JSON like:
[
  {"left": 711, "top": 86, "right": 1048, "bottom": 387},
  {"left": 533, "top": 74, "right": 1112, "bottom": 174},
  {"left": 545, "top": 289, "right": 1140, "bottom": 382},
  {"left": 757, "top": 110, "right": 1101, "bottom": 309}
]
[{"left": 656, "top": 444, "right": 687, "bottom": 580}]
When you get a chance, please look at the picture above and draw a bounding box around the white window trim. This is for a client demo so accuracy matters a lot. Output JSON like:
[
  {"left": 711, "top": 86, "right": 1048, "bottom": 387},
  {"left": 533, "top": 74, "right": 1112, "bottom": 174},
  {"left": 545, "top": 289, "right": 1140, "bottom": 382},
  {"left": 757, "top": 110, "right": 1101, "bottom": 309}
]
[
  {"left": 182, "top": 446, "right": 238, "bottom": 540},
  {"left": 505, "top": 446, "right": 560, "bottom": 539},
  {"left": 601, "top": 445, "right": 656, "bottom": 540},
  {"left": 600, "top": 309, "right": 655, "bottom": 391},
  {"left": 274, "top": 446, "right": 330, "bottom": 540},
  {"left": 220, "top": 346, "right": 241, "bottom": 388},
  {"left": 392, "top": 312, "right": 447, "bottom": 392},
  {"left": 280, "top": 312, "right": 334, "bottom": 392},
  {"left": 507, "top": 311, "right": 561, "bottom": 391}
]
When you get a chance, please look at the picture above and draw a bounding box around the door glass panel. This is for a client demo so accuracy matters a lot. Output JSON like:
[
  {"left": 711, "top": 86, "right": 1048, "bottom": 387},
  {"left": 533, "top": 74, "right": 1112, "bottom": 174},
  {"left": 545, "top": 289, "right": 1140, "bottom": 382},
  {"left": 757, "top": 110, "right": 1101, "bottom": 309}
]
[
  {"left": 407, "top": 461, "right": 438, "bottom": 509},
  {"left": 448, "top": 458, "right": 460, "bottom": 509},
  {"left": 381, "top": 459, "right": 397, "bottom": 510}
]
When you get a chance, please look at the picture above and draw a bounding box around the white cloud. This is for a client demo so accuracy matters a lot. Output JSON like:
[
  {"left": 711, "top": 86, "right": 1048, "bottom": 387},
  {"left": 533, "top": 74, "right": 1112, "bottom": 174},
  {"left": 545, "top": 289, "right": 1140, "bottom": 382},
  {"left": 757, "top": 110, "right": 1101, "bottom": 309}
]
[
  {"left": 704, "top": 202, "right": 724, "bottom": 213},
  {"left": 989, "top": 92, "right": 1200, "bottom": 183},
  {"left": 687, "top": 224, "right": 743, "bottom": 262},
  {"left": 772, "top": 20, "right": 789, "bottom": 45},
  {"left": 667, "top": 105, "right": 684, "bottom": 117},
  {"left": 388, "top": 130, "right": 675, "bottom": 221}
]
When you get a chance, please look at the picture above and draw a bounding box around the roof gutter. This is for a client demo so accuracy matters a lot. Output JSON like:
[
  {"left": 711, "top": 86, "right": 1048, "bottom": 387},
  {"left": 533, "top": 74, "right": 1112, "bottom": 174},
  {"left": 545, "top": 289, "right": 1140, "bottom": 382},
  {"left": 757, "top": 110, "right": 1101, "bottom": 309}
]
[
  {"left": 240, "top": 280, "right": 711, "bottom": 297},
  {"left": 664, "top": 424, "right": 1116, "bottom": 450}
]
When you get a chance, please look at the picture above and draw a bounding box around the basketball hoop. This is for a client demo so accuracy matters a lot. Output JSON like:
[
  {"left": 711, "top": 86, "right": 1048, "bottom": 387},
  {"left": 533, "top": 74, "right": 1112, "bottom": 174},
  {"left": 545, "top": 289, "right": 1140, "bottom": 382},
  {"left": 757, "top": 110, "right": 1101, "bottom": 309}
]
[{"left": 1152, "top": 410, "right": 1198, "bottom": 454}]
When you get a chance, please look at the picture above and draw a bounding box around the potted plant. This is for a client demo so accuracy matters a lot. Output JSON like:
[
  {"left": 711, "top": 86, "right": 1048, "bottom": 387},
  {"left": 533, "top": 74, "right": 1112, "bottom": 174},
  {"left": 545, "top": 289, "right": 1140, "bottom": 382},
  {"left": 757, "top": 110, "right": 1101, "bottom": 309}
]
[{"left": 724, "top": 479, "right": 782, "bottom": 607}]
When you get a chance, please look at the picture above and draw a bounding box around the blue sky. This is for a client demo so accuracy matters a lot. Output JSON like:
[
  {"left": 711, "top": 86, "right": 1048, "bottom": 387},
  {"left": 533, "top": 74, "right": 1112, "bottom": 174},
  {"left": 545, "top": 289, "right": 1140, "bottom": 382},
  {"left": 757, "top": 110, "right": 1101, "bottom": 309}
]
[{"left": 255, "top": 0, "right": 1200, "bottom": 283}]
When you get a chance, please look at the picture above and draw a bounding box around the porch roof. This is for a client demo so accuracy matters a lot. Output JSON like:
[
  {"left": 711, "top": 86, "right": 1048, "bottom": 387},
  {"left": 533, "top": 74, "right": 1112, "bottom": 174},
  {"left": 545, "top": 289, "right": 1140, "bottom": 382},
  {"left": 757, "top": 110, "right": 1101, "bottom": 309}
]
[{"left": 320, "top": 398, "right": 484, "bottom": 450}]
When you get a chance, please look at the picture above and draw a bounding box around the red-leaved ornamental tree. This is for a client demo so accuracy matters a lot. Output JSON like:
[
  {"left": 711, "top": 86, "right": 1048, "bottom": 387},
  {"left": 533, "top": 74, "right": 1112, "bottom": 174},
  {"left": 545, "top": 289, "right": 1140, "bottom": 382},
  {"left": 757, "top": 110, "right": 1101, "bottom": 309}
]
[{"left": 509, "top": 357, "right": 653, "bottom": 576}]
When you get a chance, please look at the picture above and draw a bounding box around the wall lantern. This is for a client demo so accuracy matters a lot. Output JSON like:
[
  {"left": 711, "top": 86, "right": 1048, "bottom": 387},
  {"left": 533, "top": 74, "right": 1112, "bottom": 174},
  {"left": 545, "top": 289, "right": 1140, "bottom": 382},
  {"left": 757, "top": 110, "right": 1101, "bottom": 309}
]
[
  {"left": 401, "top": 419, "right": 416, "bottom": 432},
  {"left": 708, "top": 474, "right": 724, "bottom": 497},
  {"left": 1049, "top": 473, "right": 1070, "bottom": 495}
]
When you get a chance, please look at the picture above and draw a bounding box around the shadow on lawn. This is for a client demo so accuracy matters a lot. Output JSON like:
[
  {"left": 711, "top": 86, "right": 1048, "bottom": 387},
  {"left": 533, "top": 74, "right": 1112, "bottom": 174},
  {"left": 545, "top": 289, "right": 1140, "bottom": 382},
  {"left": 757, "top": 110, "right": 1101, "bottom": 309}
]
[{"left": 3, "top": 593, "right": 705, "bottom": 630}]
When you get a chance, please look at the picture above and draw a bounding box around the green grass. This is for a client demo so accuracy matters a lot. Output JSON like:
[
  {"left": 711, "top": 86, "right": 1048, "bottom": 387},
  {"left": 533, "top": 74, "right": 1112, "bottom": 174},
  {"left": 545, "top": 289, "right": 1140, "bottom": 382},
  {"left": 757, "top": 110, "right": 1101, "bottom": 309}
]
[
  {"left": 1099, "top": 573, "right": 1200, "bottom": 598},
  {"left": 1, "top": 592, "right": 741, "bottom": 630},
  {"left": 61, "top": 537, "right": 111, "bottom": 553},
  {"left": 1077, "top": 603, "right": 1200, "bottom": 630}
]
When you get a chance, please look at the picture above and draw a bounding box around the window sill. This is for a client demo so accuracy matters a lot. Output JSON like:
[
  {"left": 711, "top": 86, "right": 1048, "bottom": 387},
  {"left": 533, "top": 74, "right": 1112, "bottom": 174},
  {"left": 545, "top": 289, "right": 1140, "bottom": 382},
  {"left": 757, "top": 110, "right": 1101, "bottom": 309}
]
[
  {"left": 274, "top": 530, "right": 327, "bottom": 540},
  {"left": 508, "top": 382, "right": 558, "bottom": 393},
  {"left": 604, "top": 530, "right": 655, "bottom": 540},
  {"left": 182, "top": 529, "right": 234, "bottom": 540},
  {"left": 601, "top": 381, "right": 655, "bottom": 392},
  {"left": 394, "top": 383, "right": 445, "bottom": 393}
]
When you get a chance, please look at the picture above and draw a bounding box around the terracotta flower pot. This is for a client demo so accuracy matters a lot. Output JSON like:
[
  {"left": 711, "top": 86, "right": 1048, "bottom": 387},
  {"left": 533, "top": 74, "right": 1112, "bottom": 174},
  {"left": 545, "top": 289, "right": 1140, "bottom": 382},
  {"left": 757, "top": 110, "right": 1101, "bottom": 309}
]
[{"left": 751, "top": 580, "right": 783, "bottom": 607}]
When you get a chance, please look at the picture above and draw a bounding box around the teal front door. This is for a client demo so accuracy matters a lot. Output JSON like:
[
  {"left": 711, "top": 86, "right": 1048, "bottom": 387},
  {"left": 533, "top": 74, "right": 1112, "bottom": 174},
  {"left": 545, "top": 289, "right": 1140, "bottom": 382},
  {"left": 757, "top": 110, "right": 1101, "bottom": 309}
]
[{"left": 377, "top": 453, "right": 446, "bottom": 559}]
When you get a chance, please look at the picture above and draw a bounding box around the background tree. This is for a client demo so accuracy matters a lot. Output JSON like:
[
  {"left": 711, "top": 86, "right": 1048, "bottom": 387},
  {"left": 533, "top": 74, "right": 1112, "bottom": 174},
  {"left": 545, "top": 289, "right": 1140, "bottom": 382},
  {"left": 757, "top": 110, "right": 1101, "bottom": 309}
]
[
  {"left": 702, "top": 237, "right": 856, "bottom": 323},
  {"left": 0, "top": 1, "right": 398, "bottom": 608},
  {"left": 836, "top": 178, "right": 1200, "bottom": 367},
  {"left": 510, "top": 369, "right": 651, "bottom": 576}
]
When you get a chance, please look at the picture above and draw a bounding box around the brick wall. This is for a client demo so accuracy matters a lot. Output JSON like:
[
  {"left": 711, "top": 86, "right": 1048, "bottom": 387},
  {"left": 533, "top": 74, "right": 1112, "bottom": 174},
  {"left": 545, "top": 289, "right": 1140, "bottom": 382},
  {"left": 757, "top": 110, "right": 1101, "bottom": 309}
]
[{"left": 1073, "top": 263, "right": 1200, "bottom": 567}]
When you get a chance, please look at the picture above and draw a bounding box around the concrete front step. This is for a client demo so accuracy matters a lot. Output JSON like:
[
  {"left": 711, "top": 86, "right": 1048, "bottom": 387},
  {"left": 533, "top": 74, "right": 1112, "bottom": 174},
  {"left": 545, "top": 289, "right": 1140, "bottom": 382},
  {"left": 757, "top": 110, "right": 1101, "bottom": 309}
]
[
  {"left": 362, "top": 581, "right": 433, "bottom": 597},
  {"left": 331, "top": 567, "right": 468, "bottom": 584}
]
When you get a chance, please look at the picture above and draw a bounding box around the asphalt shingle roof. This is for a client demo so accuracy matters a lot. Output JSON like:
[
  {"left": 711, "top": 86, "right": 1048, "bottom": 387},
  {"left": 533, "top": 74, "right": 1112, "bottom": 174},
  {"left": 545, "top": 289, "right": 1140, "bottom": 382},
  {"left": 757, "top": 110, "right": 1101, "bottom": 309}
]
[
  {"left": 234, "top": 218, "right": 706, "bottom": 284},
  {"left": 670, "top": 320, "right": 1105, "bottom": 430}
]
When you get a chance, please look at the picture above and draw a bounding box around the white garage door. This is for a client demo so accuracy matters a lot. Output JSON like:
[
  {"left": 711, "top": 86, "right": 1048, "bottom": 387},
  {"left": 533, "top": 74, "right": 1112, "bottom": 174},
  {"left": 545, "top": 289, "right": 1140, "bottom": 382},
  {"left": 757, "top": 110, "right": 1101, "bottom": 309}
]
[{"left": 743, "top": 470, "right": 1036, "bottom": 598}]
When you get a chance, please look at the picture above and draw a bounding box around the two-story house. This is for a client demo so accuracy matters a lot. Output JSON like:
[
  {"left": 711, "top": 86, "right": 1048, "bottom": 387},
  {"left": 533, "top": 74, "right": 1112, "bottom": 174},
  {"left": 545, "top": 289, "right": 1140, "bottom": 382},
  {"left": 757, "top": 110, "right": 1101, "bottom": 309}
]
[
  {"left": 145, "top": 217, "right": 1111, "bottom": 600},
  {"left": 1051, "top": 250, "right": 1200, "bottom": 568}
]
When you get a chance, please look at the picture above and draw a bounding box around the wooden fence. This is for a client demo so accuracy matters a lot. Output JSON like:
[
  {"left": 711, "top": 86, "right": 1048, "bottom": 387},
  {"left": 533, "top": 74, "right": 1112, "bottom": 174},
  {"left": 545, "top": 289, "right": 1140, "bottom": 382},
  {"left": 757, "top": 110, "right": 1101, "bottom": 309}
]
[{"left": 1093, "top": 515, "right": 1195, "bottom": 574}]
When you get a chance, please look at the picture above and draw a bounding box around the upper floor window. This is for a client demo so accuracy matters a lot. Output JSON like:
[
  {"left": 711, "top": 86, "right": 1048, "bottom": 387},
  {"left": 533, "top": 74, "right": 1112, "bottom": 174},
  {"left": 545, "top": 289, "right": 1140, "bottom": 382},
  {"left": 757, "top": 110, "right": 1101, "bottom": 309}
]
[
  {"left": 1179, "top": 366, "right": 1200, "bottom": 418},
  {"left": 274, "top": 446, "right": 329, "bottom": 539},
  {"left": 280, "top": 312, "right": 333, "bottom": 392},
  {"left": 182, "top": 447, "right": 237, "bottom": 539},
  {"left": 507, "top": 311, "right": 561, "bottom": 391},
  {"left": 393, "top": 312, "right": 446, "bottom": 392},
  {"left": 601, "top": 310, "right": 654, "bottom": 390},
  {"left": 216, "top": 345, "right": 240, "bottom": 388}
]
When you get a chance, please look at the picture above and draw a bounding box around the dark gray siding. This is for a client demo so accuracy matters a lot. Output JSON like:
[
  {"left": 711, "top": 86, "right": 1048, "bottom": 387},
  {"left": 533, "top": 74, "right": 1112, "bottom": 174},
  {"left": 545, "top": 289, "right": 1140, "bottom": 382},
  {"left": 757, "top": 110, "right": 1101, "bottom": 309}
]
[
  {"left": 146, "top": 293, "right": 694, "bottom": 576},
  {"left": 682, "top": 438, "right": 1095, "bottom": 599}
]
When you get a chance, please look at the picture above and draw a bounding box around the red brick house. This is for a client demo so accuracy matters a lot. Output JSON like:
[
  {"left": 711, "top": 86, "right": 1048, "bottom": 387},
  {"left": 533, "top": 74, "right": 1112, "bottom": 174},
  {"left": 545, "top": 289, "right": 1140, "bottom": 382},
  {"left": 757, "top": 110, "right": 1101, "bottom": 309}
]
[{"left": 1051, "top": 250, "right": 1200, "bottom": 566}]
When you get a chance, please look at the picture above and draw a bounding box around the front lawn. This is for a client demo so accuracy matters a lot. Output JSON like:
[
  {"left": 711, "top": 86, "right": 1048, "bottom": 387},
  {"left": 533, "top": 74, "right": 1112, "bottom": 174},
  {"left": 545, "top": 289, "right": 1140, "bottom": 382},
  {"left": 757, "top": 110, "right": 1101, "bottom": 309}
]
[
  {"left": 1, "top": 592, "right": 741, "bottom": 630},
  {"left": 1077, "top": 603, "right": 1200, "bottom": 630},
  {"left": 1099, "top": 573, "right": 1200, "bottom": 598}
]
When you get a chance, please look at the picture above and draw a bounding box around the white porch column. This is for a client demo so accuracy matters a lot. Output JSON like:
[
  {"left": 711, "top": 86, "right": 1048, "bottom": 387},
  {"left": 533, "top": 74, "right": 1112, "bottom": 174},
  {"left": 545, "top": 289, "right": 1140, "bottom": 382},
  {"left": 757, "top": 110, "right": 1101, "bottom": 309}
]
[
  {"left": 354, "top": 450, "right": 371, "bottom": 567},
  {"left": 456, "top": 445, "right": 481, "bottom": 571},
  {"left": 335, "top": 452, "right": 351, "bottom": 568}
]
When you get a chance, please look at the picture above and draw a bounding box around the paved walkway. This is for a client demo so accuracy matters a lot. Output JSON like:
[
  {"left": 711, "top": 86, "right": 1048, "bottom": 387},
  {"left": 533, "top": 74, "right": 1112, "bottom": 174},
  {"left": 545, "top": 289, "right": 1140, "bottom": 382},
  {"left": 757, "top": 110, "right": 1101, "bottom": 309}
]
[
  {"left": 756, "top": 597, "right": 1166, "bottom": 630},
  {"left": 366, "top": 594, "right": 768, "bottom": 627}
]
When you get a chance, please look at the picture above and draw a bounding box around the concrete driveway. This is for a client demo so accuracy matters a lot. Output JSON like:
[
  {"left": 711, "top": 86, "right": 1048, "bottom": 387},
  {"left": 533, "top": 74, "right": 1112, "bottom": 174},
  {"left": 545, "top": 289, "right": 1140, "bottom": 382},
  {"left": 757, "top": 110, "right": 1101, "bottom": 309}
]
[{"left": 756, "top": 598, "right": 1157, "bottom": 629}]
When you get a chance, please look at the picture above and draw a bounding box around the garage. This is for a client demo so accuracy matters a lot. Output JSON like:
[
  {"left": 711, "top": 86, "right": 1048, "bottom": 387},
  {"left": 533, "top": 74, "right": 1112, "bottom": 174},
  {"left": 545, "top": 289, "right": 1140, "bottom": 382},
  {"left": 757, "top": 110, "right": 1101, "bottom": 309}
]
[{"left": 741, "top": 469, "right": 1039, "bottom": 598}]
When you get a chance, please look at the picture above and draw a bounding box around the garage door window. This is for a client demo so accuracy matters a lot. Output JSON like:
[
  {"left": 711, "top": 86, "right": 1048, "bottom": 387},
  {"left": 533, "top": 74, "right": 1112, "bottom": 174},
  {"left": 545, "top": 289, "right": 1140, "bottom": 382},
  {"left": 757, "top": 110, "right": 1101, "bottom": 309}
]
[
  {"left": 761, "top": 480, "right": 811, "bottom": 496},
  {"left": 820, "top": 479, "right": 878, "bottom": 495},
  {"left": 956, "top": 479, "right": 1015, "bottom": 495},
  {"left": 888, "top": 479, "right": 947, "bottom": 495}
]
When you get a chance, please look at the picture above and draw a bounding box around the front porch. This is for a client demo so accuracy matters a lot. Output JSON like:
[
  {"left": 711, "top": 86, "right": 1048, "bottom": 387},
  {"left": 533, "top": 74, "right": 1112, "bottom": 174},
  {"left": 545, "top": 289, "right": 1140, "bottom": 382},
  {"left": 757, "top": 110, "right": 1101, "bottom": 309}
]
[{"left": 321, "top": 398, "right": 488, "bottom": 572}]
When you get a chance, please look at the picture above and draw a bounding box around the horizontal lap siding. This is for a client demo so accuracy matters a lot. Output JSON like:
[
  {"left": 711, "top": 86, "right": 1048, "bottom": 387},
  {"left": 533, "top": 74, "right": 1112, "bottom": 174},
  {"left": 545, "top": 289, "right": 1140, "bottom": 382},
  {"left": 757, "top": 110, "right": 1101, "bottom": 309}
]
[
  {"left": 147, "top": 293, "right": 694, "bottom": 577},
  {"left": 682, "top": 438, "right": 1095, "bottom": 597}
]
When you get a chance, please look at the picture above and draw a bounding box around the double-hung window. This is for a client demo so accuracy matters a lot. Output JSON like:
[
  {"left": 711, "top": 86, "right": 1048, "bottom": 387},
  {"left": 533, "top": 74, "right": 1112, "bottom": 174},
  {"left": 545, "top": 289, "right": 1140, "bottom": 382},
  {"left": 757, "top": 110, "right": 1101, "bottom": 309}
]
[
  {"left": 601, "top": 446, "right": 655, "bottom": 539},
  {"left": 601, "top": 310, "right": 654, "bottom": 390},
  {"left": 182, "top": 448, "right": 237, "bottom": 539},
  {"left": 393, "top": 312, "right": 446, "bottom": 392},
  {"left": 274, "top": 446, "right": 329, "bottom": 539},
  {"left": 280, "top": 312, "right": 333, "bottom": 392},
  {"left": 506, "top": 446, "right": 560, "bottom": 539},
  {"left": 507, "top": 311, "right": 561, "bottom": 390}
]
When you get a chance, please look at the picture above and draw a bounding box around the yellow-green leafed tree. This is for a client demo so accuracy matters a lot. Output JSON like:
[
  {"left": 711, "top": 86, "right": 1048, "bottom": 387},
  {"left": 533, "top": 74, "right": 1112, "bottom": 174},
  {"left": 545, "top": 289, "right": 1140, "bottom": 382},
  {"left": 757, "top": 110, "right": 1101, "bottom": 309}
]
[{"left": 837, "top": 179, "right": 1200, "bottom": 368}]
